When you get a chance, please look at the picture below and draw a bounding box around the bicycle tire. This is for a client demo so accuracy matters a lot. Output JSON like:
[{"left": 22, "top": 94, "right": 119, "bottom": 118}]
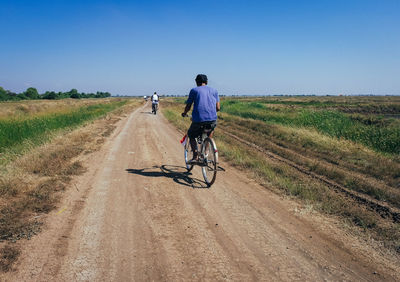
[
  {"left": 201, "top": 137, "right": 218, "bottom": 186},
  {"left": 184, "top": 138, "right": 194, "bottom": 172}
]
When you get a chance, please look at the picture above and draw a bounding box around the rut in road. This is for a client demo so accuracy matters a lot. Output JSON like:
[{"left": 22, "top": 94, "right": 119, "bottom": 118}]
[{"left": 3, "top": 102, "right": 399, "bottom": 281}]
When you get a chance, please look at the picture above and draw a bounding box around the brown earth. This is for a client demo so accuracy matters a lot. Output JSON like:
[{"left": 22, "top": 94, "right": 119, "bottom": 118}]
[{"left": 2, "top": 102, "right": 399, "bottom": 281}]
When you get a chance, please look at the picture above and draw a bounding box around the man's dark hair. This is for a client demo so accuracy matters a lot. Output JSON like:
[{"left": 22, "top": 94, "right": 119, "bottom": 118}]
[{"left": 195, "top": 74, "right": 208, "bottom": 86}]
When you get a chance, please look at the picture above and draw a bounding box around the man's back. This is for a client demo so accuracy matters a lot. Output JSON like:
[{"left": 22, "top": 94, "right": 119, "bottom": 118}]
[{"left": 187, "top": 85, "right": 219, "bottom": 123}]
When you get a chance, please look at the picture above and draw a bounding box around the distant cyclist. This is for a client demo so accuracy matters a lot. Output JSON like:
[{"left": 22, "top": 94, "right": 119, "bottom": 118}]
[
  {"left": 181, "top": 74, "right": 220, "bottom": 162},
  {"left": 151, "top": 92, "right": 159, "bottom": 114}
]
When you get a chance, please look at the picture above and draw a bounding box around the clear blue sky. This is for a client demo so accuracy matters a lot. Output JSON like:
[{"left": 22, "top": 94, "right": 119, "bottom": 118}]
[{"left": 1, "top": 0, "right": 399, "bottom": 95}]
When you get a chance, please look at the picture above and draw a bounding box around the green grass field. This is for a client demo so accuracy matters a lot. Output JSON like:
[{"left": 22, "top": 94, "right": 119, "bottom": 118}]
[
  {"left": 221, "top": 98, "right": 400, "bottom": 154},
  {"left": 0, "top": 99, "right": 128, "bottom": 164}
]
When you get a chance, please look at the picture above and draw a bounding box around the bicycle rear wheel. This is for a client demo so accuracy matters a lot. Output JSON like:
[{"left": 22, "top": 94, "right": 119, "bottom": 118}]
[
  {"left": 201, "top": 137, "right": 218, "bottom": 186},
  {"left": 184, "top": 138, "right": 194, "bottom": 172}
]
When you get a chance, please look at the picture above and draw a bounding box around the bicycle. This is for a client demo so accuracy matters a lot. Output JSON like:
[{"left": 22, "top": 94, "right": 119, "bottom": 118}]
[
  {"left": 182, "top": 116, "right": 218, "bottom": 187},
  {"left": 152, "top": 102, "right": 158, "bottom": 115}
]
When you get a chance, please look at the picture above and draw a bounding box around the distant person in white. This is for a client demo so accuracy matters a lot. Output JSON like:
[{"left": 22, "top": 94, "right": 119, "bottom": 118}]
[{"left": 151, "top": 92, "right": 159, "bottom": 113}]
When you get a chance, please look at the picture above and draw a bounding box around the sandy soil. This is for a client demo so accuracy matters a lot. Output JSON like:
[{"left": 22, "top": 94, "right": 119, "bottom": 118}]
[{"left": 3, "top": 102, "right": 399, "bottom": 281}]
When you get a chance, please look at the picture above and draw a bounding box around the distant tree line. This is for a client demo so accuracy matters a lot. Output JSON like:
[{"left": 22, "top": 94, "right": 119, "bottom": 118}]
[{"left": 0, "top": 86, "right": 112, "bottom": 101}]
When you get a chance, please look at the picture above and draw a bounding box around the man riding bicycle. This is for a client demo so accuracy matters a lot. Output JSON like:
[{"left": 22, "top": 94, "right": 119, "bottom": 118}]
[
  {"left": 181, "top": 74, "right": 220, "bottom": 163},
  {"left": 151, "top": 92, "right": 159, "bottom": 114}
]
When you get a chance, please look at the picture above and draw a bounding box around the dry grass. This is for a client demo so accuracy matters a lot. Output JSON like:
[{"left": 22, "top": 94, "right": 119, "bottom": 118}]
[
  {"left": 0, "top": 98, "right": 142, "bottom": 271},
  {"left": 0, "top": 98, "right": 114, "bottom": 119},
  {"left": 0, "top": 245, "right": 20, "bottom": 272}
]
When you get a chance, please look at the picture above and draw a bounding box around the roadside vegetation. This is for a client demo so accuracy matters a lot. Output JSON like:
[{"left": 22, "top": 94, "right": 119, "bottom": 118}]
[
  {"left": 162, "top": 96, "right": 400, "bottom": 255},
  {"left": 0, "top": 99, "right": 127, "bottom": 165},
  {"left": 0, "top": 98, "right": 142, "bottom": 271}
]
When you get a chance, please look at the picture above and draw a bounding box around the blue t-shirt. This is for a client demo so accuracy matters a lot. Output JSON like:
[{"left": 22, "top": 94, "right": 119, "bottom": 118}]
[{"left": 186, "top": 86, "right": 219, "bottom": 122}]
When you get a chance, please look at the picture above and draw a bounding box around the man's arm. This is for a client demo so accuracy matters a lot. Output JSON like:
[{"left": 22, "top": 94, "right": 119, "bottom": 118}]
[
  {"left": 182, "top": 89, "right": 195, "bottom": 116},
  {"left": 182, "top": 103, "right": 192, "bottom": 116},
  {"left": 214, "top": 89, "right": 220, "bottom": 112}
]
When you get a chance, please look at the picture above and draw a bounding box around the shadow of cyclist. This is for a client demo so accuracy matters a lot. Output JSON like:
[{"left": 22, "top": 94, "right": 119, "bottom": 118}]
[{"left": 125, "top": 165, "right": 208, "bottom": 189}]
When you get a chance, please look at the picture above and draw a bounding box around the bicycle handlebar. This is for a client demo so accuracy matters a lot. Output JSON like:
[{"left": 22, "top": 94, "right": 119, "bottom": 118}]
[{"left": 181, "top": 113, "right": 192, "bottom": 118}]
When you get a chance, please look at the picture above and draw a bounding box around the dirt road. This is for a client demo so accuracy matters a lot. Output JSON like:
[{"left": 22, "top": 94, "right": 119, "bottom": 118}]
[{"left": 4, "top": 102, "right": 399, "bottom": 281}]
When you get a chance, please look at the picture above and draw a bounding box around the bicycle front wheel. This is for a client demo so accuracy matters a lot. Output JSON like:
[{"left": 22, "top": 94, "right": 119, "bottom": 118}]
[
  {"left": 201, "top": 137, "right": 218, "bottom": 186},
  {"left": 184, "top": 138, "right": 194, "bottom": 172}
]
